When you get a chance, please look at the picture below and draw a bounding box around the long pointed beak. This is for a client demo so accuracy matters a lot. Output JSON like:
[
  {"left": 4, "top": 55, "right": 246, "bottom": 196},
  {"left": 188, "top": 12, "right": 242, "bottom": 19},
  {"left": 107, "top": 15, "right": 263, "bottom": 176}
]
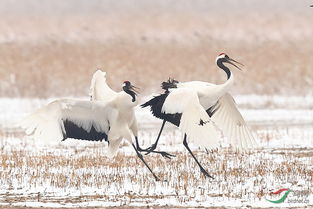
[
  {"left": 130, "top": 85, "right": 140, "bottom": 94},
  {"left": 226, "top": 58, "right": 244, "bottom": 71}
]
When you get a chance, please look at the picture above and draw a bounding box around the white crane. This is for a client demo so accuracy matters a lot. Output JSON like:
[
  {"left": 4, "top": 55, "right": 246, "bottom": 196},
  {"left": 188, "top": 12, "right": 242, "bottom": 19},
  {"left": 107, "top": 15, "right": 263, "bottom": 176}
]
[
  {"left": 21, "top": 79, "right": 160, "bottom": 181},
  {"left": 89, "top": 70, "right": 173, "bottom": 159},
  {"left": 89, "top": 70, "right": 118, "bottom": 102},
  {"left": 141, "top": 53, "right": 257, "bottom": 178}
]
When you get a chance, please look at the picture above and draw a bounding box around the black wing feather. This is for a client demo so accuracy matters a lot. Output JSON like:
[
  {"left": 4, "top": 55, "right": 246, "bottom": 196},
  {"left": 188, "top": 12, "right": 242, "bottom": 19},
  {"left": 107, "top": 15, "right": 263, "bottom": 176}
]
[
  {"left": 62, "top": 120, "right": 108, "bottom": 142},
  {"left": 141, "top": 93, "right": 182, "bottom": 126},
  {"left": 206, "top": 102, "right": 219, "bottom": 117}
]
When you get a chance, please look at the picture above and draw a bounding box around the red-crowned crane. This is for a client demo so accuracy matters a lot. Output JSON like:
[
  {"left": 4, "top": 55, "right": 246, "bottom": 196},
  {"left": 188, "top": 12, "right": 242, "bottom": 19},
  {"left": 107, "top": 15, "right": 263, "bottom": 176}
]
[
  {"left": 21, "top": 79, "right": 161, "bottom": 181},
  {"left": 89, "top": 70, "right": 173, "bottom": 159},
  {"left": 141, "top": 53, "right": 257, "bottom": 178}
]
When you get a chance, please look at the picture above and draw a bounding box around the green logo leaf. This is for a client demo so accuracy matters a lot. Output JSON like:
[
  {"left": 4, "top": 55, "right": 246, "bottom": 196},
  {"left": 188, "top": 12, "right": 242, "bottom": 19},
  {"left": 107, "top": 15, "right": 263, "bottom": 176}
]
[{"left": 266, "top": 189, "right": 292, "bottom": 204}]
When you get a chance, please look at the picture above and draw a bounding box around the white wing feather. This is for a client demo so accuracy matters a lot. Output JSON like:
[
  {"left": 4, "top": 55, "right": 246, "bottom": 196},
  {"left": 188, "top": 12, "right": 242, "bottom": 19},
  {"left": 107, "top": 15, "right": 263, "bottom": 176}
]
[
  {"left": 20, "top": 99, "right": 115, "bottom": 144},
  {"left": 210, "top": 93, "right": 257, "bottom": 150},
  {"left": 89, "top": 70, "right": 117, "bottom": 101},
  {"left": 20, "top": 101, "right": 63, "bottom": 144},
  {"left": 162, "top": 89, "right": 220, "bottom": 149}
]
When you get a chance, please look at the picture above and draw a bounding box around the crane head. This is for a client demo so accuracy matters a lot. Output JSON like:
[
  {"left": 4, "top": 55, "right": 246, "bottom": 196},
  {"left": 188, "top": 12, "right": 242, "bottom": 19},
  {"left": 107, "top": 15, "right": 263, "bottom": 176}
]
[
  {"left": 123, "top": 81, "right": 139, "bottom": 94},
  {"left": 216, "top": 53, "right": 244, "bottom": 71}
]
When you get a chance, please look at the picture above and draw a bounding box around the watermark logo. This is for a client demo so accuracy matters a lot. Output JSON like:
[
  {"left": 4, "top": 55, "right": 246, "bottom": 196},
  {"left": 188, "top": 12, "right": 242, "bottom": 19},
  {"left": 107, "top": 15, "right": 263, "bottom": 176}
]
[
  {"left": 265, "top": 188, "right": 310, "bottom": 204},
  {"left": 265, "top": 188, "right": 292, "bottom": 203}
]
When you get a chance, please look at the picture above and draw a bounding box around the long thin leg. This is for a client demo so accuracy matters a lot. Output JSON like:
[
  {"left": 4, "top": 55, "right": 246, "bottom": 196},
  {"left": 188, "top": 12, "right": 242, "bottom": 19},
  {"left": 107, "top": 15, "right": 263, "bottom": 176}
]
[
  {"left": 135, "top": 120, "right": 166, "bottom": 153},
  {"left": 183, "top": 134, "right": 214, "bottom": 179},
  {"left": 135, "top": 136, "right": 174, "bottom": 159},
  {"left": 146, "top": 119, "right": 167, "bottom": 152},
  {"left": 144, "top": 120, "right": 175, "bottom": 158},
  {"left": 132, "top": 143, "right": 160, "bottom": 181}
]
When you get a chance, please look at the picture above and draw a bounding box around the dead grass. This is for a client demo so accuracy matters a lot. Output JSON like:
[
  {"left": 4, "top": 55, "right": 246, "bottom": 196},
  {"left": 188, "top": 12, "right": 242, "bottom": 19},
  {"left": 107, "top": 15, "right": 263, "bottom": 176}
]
[
  {"left": 1, "top": 13, "right": 312, "bottom": 97},
  {"left": 1, "top": 119, "right": 312, "bottom": 207},
  {"left": 1, "top": 143, "right": 312, "bottom": 205}
]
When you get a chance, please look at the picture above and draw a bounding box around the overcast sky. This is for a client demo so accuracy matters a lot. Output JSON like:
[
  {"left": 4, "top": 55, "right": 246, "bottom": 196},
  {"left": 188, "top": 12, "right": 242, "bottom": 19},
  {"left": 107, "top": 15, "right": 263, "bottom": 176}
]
[{"left": 0, "top": 0, "right": 311, "bottom": 16}]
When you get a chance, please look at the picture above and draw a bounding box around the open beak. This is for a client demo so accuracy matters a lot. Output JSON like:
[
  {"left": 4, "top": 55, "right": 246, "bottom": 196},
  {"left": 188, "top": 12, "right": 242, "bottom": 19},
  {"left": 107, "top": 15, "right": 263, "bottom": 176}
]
[
  {"left": 226, "top": 57, "right": 244, "bottom": 71},
  {"left": 130, "top": 84, "right": 140, "bottom": 94}
]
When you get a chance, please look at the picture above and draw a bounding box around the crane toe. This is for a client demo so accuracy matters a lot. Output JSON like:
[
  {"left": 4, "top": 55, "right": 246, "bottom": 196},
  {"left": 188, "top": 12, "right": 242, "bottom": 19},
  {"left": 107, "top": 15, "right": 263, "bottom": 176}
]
[{"left": 200, "top": 168, "right": 214, "bottom": 179}]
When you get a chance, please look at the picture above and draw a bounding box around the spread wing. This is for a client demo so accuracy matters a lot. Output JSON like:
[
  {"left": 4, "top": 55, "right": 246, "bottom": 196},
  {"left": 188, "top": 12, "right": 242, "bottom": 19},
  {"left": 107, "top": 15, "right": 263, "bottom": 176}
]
[
  {"left": 208, "top": 93, "right": 257, "bottom": 150},
  {"left": 21, "top": 99, "right": 117, "bottom": 144},
  {"left": 89, "top": 70, "right": 117, "bottom": 101},
  {"left": 162, "top": 88, "right": 220, "bottom": 149}
]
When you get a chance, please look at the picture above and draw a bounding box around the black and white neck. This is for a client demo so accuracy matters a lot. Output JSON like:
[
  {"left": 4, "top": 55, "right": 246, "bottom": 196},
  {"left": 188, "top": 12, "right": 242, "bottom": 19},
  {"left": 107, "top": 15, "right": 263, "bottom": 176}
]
[
  {"left": 123, "top": 81, "right": 137, "bottom": 102},
  {"left": 216, "top": 55, "right": 232, "bottom": 80},
  {"left": 215, "top": 53, "right": 240, "bottom": 93},
  {"left": 215, "top": 53, "right": 243, "bottom": 82}
]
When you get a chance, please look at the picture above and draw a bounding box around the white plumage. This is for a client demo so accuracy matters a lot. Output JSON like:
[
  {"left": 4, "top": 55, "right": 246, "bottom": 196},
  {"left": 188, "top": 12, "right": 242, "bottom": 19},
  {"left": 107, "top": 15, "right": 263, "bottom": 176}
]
[
  {"left": 21, "top": 72, "right": 139, "bottom": 158},
  {"left": 160, "top": 84, "right": 257, "bottom": 151},
  {"left": 162, "top": 53, "right": 256, "bottom": 150},
  {"left": 142, "top": 53, "right": 257, "bottom": 178},
  {"left": 89, "top": 70, "right": 139, "bottom": 143},
  {"left": 89, "top": 70, "right": 117, "bottom": 101},
  {"left": 161, "top": 88, "right": 220, "bottom": 149},
  {"left": 21, "top": 70, "right": 164, "bottom": 181},
  {"left": 210, "top": 93, "right": 257, "bottom": 149},
  {"left": 22, "top": 100, "right": 110, "bottom": 141}
]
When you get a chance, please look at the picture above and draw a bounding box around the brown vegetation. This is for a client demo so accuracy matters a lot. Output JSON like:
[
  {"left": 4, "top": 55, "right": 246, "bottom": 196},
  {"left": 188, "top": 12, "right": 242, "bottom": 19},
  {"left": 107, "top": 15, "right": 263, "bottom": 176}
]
[
  {"left": 1, "top": 13, "right": 312, "bottom": 97},
  {"left": 1, "top": 142, "right": 312, "bottom": 206}
]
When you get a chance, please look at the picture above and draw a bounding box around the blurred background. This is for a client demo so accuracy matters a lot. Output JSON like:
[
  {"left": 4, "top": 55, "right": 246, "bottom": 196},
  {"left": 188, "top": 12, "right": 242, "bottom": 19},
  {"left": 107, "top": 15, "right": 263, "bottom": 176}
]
[{"left": 0, "top": 0, "right": 312, "bottom": 97}]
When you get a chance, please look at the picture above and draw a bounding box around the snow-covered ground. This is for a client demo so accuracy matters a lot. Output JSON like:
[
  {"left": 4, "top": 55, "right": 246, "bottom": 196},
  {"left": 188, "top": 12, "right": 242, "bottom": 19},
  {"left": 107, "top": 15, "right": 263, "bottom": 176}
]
[{"left": 0, "top": 95, "right": 312, "bottom": 208}]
